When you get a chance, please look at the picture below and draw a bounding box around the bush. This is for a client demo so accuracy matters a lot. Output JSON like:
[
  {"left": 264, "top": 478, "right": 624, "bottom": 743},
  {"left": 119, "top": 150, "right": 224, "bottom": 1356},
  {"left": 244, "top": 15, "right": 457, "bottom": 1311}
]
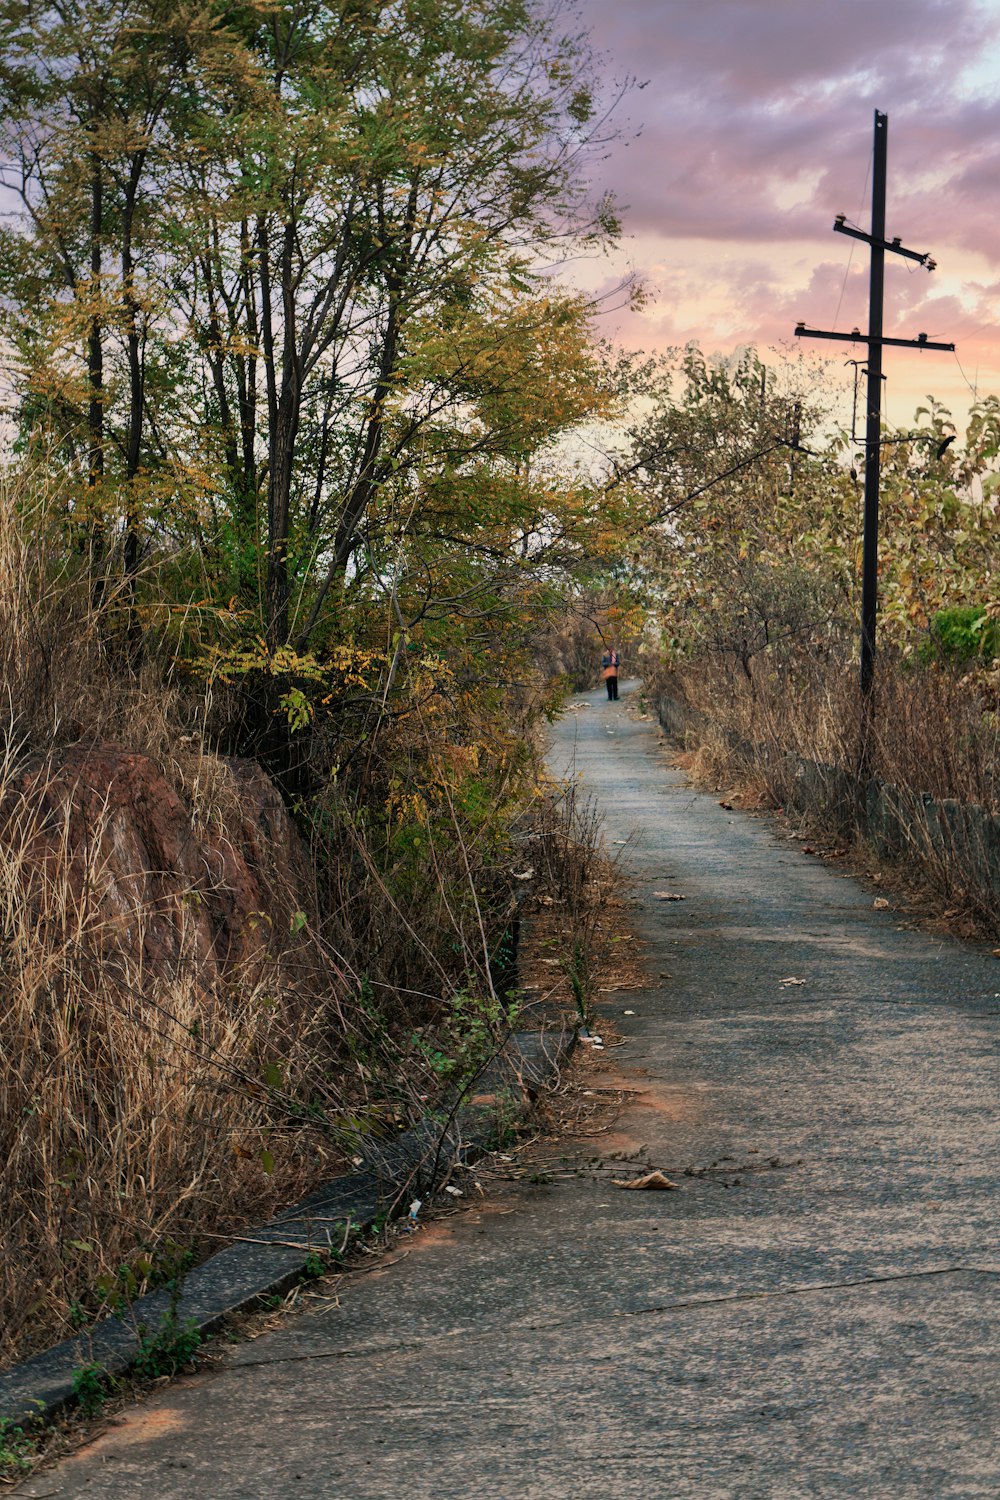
[
  {"left": 661, "top": 648, "right": 1000, "bottom": 929},
  {"left": 922, "top": 606, "right": 1000, "bottom": 666}
]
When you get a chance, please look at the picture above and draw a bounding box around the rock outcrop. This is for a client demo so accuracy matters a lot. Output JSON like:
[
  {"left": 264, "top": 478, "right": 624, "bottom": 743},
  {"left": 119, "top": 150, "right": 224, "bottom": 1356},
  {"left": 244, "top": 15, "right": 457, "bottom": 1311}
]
[{"left": 1, "top": 742, "right": 314, "bottom": 986}]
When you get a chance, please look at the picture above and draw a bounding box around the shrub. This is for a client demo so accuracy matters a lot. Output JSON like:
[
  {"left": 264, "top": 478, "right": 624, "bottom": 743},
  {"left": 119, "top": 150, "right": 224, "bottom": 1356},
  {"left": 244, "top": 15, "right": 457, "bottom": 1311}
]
[{"left": 922, "top": 606, "right": 1000, "bottom": 666}]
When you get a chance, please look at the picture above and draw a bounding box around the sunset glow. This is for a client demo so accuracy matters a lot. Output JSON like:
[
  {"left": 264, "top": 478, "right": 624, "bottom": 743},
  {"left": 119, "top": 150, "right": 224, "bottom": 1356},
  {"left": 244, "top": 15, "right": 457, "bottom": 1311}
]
[{"left": 578, "top": 0, "right": 1000, "bottom": 430}]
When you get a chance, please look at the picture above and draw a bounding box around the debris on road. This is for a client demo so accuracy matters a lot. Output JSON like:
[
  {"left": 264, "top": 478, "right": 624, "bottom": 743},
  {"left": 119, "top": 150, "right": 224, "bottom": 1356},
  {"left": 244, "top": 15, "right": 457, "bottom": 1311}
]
[
  {"left": 780, "top": 976, "right": 806, "bottom": 986},
  {"left": 611, "top": 1171, "right": 679, "bottom": 1191},
  {"left": 654, "top": 891, "right": 686, "bottom": 901}
]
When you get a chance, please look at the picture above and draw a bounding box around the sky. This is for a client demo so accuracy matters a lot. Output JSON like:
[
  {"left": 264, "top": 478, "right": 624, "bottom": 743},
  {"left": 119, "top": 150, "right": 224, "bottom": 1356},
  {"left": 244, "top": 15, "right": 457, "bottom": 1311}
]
[{"left": 573, "top": 0, "right": 1000, "bottom": 434}]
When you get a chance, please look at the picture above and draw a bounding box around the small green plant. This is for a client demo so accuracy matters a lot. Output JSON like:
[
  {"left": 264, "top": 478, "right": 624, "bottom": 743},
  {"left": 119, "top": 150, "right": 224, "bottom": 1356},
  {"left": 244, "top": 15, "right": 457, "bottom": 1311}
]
[
  {"left": 0, "top": 1414, "right": 41, "bottom": 1478},
  {"left": 484, "top": 1089, "right": 521, "bottom": 1151},
  {"left": 133, "top": 1312, "right": 202, "bottom": 1381},
  {"left": 301, "top": 1250, "right": 328, "bottom": 1280},
  {"left": 71, "top": 1360, "right": 111, "bottom": 1417},
  {"left": 71, "top": 1239, "right": 197, "bottom": 1330},
  {"left": 411, "top": 989, "right": 514, "bottom": 1088},
  {"left": 563, "top": 940, "right": 591, "bottom": 1019},
  {"left": 68, "top": 1299, "right": 91, "bottom": 1331}
]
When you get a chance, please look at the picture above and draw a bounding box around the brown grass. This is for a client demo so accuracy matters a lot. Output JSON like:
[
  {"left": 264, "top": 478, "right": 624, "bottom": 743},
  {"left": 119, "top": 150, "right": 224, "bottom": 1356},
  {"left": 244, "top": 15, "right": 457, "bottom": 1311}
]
[
  {"left": 0, "top": 470, "right": 611, "bottom": 1376},
  {"left": 0, "top": 780, "right": 354, "bottom": 1366},
  {"left": 657, "top": 651, "right": 1000, "bottom": 930}
]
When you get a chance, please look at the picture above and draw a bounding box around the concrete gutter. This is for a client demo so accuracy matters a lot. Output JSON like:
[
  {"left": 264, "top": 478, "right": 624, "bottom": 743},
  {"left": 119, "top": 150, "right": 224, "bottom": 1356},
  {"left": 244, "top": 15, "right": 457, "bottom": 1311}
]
[{"left": 0, "top": 1028, "right": 574, "bottom": 1429}]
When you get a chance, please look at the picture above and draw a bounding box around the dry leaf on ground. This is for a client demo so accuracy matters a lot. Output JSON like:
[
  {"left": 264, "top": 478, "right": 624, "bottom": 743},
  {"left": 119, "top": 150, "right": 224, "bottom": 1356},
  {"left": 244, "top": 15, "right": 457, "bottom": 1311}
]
[
  {"left": 654, "top": 892, "right": 686, "bottom": 901},
  {"left": 611, "top": 1170, "right": 679, "bottom": 1191},
  {"left": 873, "top": 897, "right": 890, "bottom": 910},
  {"left": 779, "top": 976, "right": 806, "bottom": 986}
]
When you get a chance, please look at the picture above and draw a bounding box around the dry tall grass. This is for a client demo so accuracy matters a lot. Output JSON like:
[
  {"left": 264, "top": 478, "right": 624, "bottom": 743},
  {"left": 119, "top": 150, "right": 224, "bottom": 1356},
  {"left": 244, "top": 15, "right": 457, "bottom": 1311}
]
[
  {"left": 0, "top": 760, "right": 362, "bottom": 1366},
  {"left": 659, "top": 651, "right": 1000, "bottom": 926},
  {"left": 0, "top": 472, "right": 594, "bottom": 1370}
]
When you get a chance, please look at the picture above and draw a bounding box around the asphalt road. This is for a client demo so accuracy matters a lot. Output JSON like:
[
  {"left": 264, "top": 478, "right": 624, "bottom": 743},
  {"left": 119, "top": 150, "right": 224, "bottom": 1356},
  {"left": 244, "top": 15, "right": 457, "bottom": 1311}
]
[{"left": 19, "top": 680, "right": 999, "bottom": 1498}]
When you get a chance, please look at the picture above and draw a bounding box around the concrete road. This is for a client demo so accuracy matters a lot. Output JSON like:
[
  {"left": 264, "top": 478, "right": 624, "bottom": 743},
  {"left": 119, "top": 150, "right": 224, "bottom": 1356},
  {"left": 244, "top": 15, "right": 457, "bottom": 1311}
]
[{"left": 19, "top": 680, "right": 999, "bottom": 1498}]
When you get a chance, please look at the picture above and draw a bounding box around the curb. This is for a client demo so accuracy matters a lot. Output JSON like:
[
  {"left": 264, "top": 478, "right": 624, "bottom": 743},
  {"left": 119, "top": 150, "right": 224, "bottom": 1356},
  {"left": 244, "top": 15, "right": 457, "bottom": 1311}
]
[{"left": 0, "top": 1028, "right": 574, "bottom": 1429}]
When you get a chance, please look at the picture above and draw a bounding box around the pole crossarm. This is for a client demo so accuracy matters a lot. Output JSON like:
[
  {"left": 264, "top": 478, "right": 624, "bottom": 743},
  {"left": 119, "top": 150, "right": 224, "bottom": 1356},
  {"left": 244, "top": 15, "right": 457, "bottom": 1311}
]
[
  {"left": 791, "top": 109, "right": 956, "bottom": 706},
  {"left": 795, "top": 324, "right": 955, "bottom": 352},
  {"left": 833, "top": 217, "right": 935, "bottom": 268}
]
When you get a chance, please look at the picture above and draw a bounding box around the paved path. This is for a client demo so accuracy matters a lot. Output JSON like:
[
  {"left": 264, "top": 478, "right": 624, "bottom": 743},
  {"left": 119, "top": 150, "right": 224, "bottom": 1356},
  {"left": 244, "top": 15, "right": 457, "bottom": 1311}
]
[{"left": 20, "top": 682, "right": 998, "bottom": 1498}]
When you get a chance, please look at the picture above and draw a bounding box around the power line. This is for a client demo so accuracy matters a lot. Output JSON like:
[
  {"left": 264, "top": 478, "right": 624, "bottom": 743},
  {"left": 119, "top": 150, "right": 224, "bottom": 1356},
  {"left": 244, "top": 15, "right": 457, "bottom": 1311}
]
[
  {"left": 952, "top": 349, "right": 980, "bottom": 402},
  {"left": 831, "top": 146, "right": 873, "bottom": 331}
]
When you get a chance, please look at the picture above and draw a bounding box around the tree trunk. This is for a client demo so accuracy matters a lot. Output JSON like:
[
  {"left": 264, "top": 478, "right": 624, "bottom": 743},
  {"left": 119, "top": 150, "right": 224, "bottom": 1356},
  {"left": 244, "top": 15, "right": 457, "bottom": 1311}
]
[{"left": 87, "top": 143, "right": 105, "bottom": 611}]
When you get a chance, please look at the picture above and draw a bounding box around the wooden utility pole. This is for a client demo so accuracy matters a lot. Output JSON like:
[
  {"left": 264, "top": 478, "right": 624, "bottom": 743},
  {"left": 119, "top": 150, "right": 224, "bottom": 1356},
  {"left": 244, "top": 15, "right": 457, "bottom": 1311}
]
[{"left": 795, "top": 110, "right": 954, "bottom": 702}]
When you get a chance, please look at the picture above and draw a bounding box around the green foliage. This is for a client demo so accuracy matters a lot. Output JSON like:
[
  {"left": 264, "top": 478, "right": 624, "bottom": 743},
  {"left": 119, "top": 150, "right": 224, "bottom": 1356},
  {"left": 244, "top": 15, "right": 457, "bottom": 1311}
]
[
  {"left": 0, "top": 1414, "right": 42, "bottom": 1478},
  {"left": 298, "top": 1225, "right": 354, "bottom": 1282},
  {"left": 69, "top": 1239, "right": 196, "bottom": 1327},
  {"left": 630, "top": 344, "right": 1000, "bottom": 679},
  {"left": 0, "top": 0, "right": 624, "bottom": 679},
  {"left": 564, "top": 940, "right": 591, "bottom": 1020},
  {"left": 0, "top": 1, "right": 636, "bottom": 1380},
  {"left": 482, "top": 1089, "right": 521, "bottom": 1151},
  {"left": 410, "top": 988, "right": 515, "bottom": 1085},
  {"left": 301, "top": 1250, "right": 329, "bottom": 1281},
  {"left": 133, "top": 1312, "right": 202, "bottom": 1381},
  {"left": 923, "top": 607, "right": 1000, "bottom": 666},
  {"left": 71, "top": 1361, "right": 112, "bottom": 1418}
]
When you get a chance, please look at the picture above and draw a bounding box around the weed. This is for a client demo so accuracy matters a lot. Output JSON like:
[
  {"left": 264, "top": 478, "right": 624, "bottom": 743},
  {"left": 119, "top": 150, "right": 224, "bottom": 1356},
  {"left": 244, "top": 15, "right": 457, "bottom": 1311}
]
[
  {"left": 564, "top": 940, "right": 591, "bottom": 1019},
  {"left": 71, "top": 1361, "right": 111, "bottom": 1418},
  {"left": 484, "top": 1091, "right": 522, "bottom": 1151},
  {"left": 301, "top": 1250, "right": 328, "bottom": 1280},
  {"left": 133, "top": 1312, "right": 202, "bottom": 1381},
  {"left": 0, "top": 1414, "right": 42, "bottom": 1479}
]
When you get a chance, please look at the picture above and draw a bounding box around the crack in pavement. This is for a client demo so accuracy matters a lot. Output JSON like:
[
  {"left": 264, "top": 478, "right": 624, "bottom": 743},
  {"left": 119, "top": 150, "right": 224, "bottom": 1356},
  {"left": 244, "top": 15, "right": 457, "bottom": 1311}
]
[{"left": 225, "top": 1263, "right": 996, "bottom": 1374}]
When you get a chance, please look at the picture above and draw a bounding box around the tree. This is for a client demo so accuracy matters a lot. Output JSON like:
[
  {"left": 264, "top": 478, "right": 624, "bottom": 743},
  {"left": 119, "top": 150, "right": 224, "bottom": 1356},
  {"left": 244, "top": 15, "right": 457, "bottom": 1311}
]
[
  {"left": 159, "top": 0, "right": 621, "bottom": 652},
  {"left": 0, "top": 0, "right": 215, "bottom": 609},
  {"left": 0, "top": 0, "right": 632, "bottom": 785}
]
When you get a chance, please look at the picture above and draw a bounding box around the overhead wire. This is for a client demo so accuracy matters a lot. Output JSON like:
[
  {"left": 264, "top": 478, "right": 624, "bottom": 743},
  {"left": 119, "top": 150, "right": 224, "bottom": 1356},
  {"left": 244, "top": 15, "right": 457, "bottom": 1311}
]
[
  {"left": 952, "top": 348, "right": 981, "bottom": 402},
  {"left": 831, "top": 144, "right": 874, "bottom": 331}
]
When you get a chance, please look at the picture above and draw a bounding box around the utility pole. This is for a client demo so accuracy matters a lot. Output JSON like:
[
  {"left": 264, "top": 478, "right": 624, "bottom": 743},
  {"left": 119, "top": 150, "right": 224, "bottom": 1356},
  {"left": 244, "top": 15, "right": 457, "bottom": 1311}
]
[{"left": 794, "top": 111, "right": 954, "bottom": 704}]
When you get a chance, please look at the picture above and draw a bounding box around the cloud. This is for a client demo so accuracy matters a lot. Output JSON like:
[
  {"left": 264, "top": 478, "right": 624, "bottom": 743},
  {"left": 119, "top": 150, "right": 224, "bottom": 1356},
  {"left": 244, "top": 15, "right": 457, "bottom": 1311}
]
[
  {"left": 579, "top": 0, "right": 1000, "bottom": 244},
  {"left": 572, "top": 0, "right": 1000, "bottom": 417}
]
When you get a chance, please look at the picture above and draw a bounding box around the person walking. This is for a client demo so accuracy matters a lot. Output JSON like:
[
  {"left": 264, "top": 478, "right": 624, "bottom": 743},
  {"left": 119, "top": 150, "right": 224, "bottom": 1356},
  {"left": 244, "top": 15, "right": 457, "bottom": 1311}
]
[{"left": 601, "top": 647, "right": 620, "bottom": 701}]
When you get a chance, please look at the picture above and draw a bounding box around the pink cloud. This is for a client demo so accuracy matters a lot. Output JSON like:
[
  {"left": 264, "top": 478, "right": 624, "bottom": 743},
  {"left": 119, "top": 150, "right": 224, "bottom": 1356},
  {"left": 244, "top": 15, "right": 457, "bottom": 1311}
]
[
  {"left": 573, "top": 0, "right": 1000, "bottom": 416},
  {"left": 577, "top": 0, "right": 1000, "bottom": 245}
]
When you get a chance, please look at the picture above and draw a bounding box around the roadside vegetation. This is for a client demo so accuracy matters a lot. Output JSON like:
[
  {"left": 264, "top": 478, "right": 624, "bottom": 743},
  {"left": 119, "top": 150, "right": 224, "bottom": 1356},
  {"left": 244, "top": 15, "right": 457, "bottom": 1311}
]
[
  {"left": 630, "top": 346, "right": 1000, "bottom": 929},
  {"left": 0, "top": 0, "right": 650, "bottom": 1378},
  {"left": 2, "top": 0, "right": 998, "bottom": 1403}
]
